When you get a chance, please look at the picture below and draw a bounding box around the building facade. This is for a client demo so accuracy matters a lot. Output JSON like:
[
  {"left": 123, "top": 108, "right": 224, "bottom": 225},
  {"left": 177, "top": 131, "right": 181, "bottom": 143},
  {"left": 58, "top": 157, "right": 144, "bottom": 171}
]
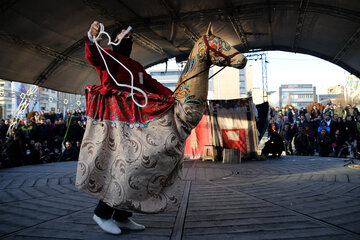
[
  {"left": 279, "top": 84, "right": 316, "bottom": 108},
  {"left": 327, "top": 85, "right": 344, "bottom": 95},
  {"left": 0, "top": 79, "right": 86, "bottom": 119},
  {"left": 345, "top": 75, "right": 360, "bottom": 103},
  {"left": 0, "top": 80, "right": 13, "bottom": 119},
  {"left": 212, "top": 66, "right": 251, "bottom": 99},
  {"left": 149, "top": 64, "right": 251, "bottom": 100}
]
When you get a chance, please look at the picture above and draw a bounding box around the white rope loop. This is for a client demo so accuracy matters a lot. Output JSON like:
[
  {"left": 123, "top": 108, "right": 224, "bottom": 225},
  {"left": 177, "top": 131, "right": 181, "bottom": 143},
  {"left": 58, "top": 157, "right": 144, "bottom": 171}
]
[{"left": 90, "top": 23, "right": 148, "bottom": 108}]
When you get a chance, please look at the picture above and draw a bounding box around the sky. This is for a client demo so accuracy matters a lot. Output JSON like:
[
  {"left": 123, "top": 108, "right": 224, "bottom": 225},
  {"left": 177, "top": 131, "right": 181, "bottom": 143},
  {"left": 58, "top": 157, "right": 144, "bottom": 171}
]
[
  {"left": 147, "top": 50, "right": 350, "bottom": 95},
  {"left": 248, "top": 51, "right": 349, "bottom": 94}
]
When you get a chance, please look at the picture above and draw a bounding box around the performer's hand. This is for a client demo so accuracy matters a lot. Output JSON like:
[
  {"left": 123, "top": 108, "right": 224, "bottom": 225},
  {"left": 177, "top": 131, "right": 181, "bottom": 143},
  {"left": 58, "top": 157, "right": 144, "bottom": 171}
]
[{"left": 89, "top": 21, "right": 100, "bottom": 37}]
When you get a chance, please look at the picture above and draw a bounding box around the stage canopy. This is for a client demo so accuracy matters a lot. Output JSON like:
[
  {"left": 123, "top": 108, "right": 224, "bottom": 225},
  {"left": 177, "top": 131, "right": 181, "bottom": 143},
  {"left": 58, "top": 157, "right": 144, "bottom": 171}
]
[{"left": 0, "top": 0, "right": 359, "bottom": 94}]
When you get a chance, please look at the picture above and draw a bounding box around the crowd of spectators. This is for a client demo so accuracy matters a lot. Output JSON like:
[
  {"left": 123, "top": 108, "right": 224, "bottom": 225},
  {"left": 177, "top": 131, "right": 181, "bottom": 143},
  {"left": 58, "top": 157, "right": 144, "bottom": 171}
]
[
  {"left": 0, "top": 108, "right": 86, "bottom": 168},
  {"left": 266, "top": 103, "right": 360, "bottom": 159}
]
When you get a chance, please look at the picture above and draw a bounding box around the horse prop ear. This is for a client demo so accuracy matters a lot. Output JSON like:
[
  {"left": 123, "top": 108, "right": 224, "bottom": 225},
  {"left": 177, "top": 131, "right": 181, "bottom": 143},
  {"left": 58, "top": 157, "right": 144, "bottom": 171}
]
[{"left": 206, "top": 22, "right": 213, "bottom": 35}]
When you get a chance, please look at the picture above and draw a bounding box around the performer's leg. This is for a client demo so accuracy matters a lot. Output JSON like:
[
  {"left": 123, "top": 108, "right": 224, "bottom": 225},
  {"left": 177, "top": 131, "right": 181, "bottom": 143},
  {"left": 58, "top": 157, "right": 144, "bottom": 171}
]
[
  {"left": 94, "top": 201, "right": 133, "bottom": 221},
  {"left": 113, "top": 209, "right": 133, "bottom": 221},
  {"left": 113, "top": 209, "right": 145, "bottom": 231},
  {"left": 93, "top": 200, "right": 121, "bottom": 235},
  {"left": 94, "top": 200, "right": 115, "bottom": 219}
]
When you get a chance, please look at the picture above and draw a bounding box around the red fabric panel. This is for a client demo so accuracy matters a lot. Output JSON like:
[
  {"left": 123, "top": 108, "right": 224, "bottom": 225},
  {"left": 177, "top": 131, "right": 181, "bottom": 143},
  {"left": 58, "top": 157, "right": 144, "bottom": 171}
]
[
  {"left": 221, "top": 129, "right": 247, "bottom": 154},
  {"left": 184, "top": 114, "right": 210, "bottom": 159},
  {"left": 85, "top": 85, "right": 175, "bottom": 122}
]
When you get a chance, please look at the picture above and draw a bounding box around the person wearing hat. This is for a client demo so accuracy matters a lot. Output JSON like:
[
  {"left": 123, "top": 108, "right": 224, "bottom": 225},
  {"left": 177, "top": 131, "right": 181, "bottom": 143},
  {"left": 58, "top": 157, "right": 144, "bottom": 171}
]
[{"left": 83, "top": 21, "right": 173, "bottom": 235}]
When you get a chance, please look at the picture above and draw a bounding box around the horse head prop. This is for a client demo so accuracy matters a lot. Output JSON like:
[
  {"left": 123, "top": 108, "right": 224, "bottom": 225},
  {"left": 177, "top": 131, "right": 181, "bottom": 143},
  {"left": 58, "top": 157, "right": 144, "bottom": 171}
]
[{"left": 173, "top": 23, "right": 247, "bottom": 109}]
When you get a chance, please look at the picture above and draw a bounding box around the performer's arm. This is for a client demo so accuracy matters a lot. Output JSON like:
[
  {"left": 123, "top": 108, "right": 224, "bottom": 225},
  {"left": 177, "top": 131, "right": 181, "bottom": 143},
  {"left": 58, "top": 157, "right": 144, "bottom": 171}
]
[{"left": 85, "top": 21, "right": 111, "bottom": 69}]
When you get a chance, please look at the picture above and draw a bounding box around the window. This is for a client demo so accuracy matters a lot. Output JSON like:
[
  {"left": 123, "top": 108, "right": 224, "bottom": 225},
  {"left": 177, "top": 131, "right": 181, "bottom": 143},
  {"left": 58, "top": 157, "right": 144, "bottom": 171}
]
[{"left": 163, "top": 83, "right": 177, "bottom": 88}]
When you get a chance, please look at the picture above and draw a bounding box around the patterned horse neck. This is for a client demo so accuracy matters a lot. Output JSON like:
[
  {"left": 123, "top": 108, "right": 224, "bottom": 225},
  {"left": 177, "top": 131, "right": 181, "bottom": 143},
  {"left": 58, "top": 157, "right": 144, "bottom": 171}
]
[{"left": 173, "top": 23, "right": 247, "bottom": 111}]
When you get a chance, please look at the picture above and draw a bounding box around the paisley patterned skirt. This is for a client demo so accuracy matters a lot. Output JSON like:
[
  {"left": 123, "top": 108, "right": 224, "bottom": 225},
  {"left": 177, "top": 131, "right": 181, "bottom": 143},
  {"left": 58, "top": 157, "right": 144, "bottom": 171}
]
[{"left": 75, "top": 87, "right": 203, "bottom": 213}]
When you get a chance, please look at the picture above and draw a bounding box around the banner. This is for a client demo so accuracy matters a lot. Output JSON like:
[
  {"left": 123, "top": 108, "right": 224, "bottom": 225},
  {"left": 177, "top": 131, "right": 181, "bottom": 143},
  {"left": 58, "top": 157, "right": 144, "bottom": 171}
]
[{"left": 184, "top": 98, "right": 259, "bottom": 160}]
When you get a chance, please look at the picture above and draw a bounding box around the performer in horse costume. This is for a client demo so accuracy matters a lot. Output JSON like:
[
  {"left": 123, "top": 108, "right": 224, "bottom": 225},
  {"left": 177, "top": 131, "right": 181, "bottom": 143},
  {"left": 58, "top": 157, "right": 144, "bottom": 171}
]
[{"left": 76, "top": 21, "right": 247, "bottom": 235}]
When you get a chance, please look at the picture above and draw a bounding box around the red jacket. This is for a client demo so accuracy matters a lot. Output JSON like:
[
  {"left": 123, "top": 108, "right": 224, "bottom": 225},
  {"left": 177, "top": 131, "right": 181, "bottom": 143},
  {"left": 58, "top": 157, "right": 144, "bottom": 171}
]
[{"left": 85, "top": 40, "right": 172, "bottom": 97}]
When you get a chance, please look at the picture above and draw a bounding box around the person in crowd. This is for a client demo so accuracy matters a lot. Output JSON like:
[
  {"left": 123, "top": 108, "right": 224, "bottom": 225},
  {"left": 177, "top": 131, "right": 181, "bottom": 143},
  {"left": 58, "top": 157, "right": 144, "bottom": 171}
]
[
  {"left": 261, "top": 127, "right": 284, "bottom": 158},
  {"left": 39, "top": 111, "right": 45, "bottom": 120},
  {"left": 48, "top": 111, "right": 56, "bottom": 123},
  {"left": 310, "top": 105, "right": 320, "bottom": 119},
  {"left": 66, "top": 119, "right": 83, "bottom": 144},
  {"left": 335, "top": 116, "right": 345, "bottom": 137},
  {"left": 331, "top": 114, "right": 340, "bottom": 132},
  {"left": 0, "top": 139, "right": 7, "bottom": 168},
  {"left": 36, "top": 119, "right": 47, "bottom": 143},
  {"left": 55, "top": 108, "right": 64, "bottom": 121},
  {"left": 303, "top": 113, "right": 311, "bottom": 128},
  {"left": 5, "top": 129, "right": 23, "bottom": 166},
  {"left": 59, "top": 141, "right": 78, "bottom": 161},
  {"left": 323, "top": 103, "right": 332, "bottom": 116},
  {"left": 312, "top": 115, "right": 322, "bottom": 152},
  {"left": 279, "top": 122, "right": 294, "bottom": 155},
  {"left": 46, "top": 119, "right": 56, "bottom": 148},
  {"left": 49, "top": 147, "right": 61, "bottom": 162},
  {"left": 80, "top": 114, "right": 87, "bottom": 124},
  {"left": 293, "top": 120, "right": 301, "bottom": 134},
  {"left": 293, "top": 125, "right": 309, "bottom": 155},
  {"left": 318, "top": 128, "right": 331, "bottom": 157},
  {"left": 0, "top": 119, "right": 9, "bottom": 142},
  {"left": 53, "top": 136, "right": 62, "bottom": 152},
  {"left": 81, "top": 120, "right": 87, "bottom": 131},
  {"left": 64, "top": 109, "right": 72, "bottom": 127},
  {"left": 352, "top": 104, "right": 359, "bottom": 118},
  {"left": 344, "top": 115, "right": 356, "bottom": 139},
  {"left": 33, "top": 142, "right": 43, "bottom": 164},
  {"left": 21, "top": 120, "right": 33, "bottom": 144},
  {"left": 55, "top": 118, "right": 66, "bottom": 141},
  {"left": 40, "top": 141, "right": 52, "bottom": 163},
  {"left": 298, "top": 114, "right": 306, "bottom": 126},
  {"left": 345, "top": 104, "right": 354, "bottom": 118},
  {"left": 34, "top": 111, "right": 40, "bottom": 123},
  {"left": 77, "top": 108, "right": 83, "bottom": 117},
  {"left": 277, "top": 111, "right": 284, "bottom": 123},
  {"left": 318, "top": 119, "right": 330, "bottom": 136},
  {"left": 299, "top": 107, "right": 307, "bottom": 117},
  {"left": 272, "top": 107, "right": 279, "bottom": 123},
  {"left": 287, "top": 105, "right": 294, "bottom": 124},
  {"left": 304, "top": 125, "right": 315, "bottom": 156},
  {"left": 24, "top": 139, "right": 38, "bottom": 165},
  {"left": 334, "top": 103, "right": 344, "bottom": 119},
  {"left": 339, "top": 134, "right": 357, "bottom": 158},
  {"left": 75, "top": 140, "right": 82, "bottom": 159},
  {"left": 356, "top": 115, "right": 360, "bottom": 138},
  {"left": 324, "top": 115, "right": 336, "bottom": 139},
  {"left": 332, "top": 129, "right": 344, "bottom": 157},
  {"left": 269, "top": 119, "right": 278, "bottom": 132},
  {"left": 278, "top": 115, "right": 288, "bottom": 131}
]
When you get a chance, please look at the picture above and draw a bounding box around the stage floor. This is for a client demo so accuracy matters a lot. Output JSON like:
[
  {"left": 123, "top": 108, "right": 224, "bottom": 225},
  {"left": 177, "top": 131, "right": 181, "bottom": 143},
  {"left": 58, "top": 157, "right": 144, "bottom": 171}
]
[{"left": 0, "top": 156, "right": 359, "bottom": 240}]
